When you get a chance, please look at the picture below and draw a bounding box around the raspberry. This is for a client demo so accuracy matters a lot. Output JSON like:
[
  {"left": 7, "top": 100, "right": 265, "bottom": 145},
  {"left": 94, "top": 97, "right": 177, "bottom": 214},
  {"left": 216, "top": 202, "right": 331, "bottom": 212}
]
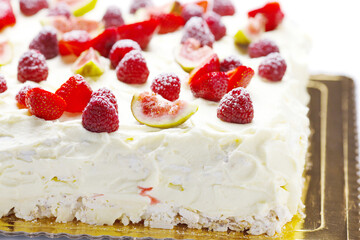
[
  {"left": 25, "top": 87, "right": 66, "bottom": 120},
  {"left": 181, "top": 3, "right": 204, "bottom": 22},
  {"left": 47, "top": 2, "right": 71, "bottom": 18},
  {"left": 248, "top": 39, "right": 279, "bottom": 58},
  {"left": 213, "top": 0, "right": 235, "bottom": 16},
  {"left": 204, "top": 11, "right": 226, "bottom": 41},
  {"left": 220, "top": 55, "right": 242, "bottom": 72},
  {"left": 102, "top": 5, "right": 124, "bottom": 29},
  {"left": 116, "top": 50, "right": 149, "bottom": 84},
  {"left": 190, "top": 72, "right": 229, "bottom": 102},
  {"left": 109, "top": 39, "right": 141, "bottom": 68},
  {"left": 55, "top": 74, "right": 93, "bottom": 113},
  {"left": 18, "top": 50, "right": 48, "bottom": 83},
  {"left": 29, "top": 26, "right": 59, "bottom": 60},
  {"left": 59, "top": 30, "right": 91, "bottom": 56},
  {"left": 16, "top": 85, "right": 34, "bottom": 107},
  {"left": 130, "top": 0, "right": 153, "bottom": 14},
  {"left": 151, "top": 73, "right": 181, "bottom": 101},
  {"left": 0, "top": 74, "right": 7, "bottom": 93},
  {"left": 19, "top": 0, "right": 48, "bottom": 16},
  {"left": 82, "top": 96, "right": 119, "bottom": 133},
  {"left": 92, "top": 88, "right": 118, "bottom": 111},
  {"left": 217, "top": 87, "right": 254, "bottom": 124},
  {"left": 181, "top": 17, "right": 215, "bottom": 48},
  {"left": 258, "top": 52, "right": 287, "bottom": 81}
]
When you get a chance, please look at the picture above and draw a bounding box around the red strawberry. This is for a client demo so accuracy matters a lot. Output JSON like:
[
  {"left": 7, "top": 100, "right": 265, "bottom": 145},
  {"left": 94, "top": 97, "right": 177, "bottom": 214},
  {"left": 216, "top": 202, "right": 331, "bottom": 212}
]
[
  {"left": 213, "top": 0, "right": 235, "bottom": 16},
  {"left": 16, "top": 85, "right": 34, "bottom": 107},
  {"left": 109, "top": 39, "right": 141, "bottom": 68},
  {"left": 116, "top": 50, "right": 149, "bottom": 84},
  {"left": 25, "top": 87, "right": 66, "bottom": 120},
  {"left": 55, "top": 74, "right": 93, "bottom": 113},
  {"left": 0, "top": 0, "right": 16, "bottom": 31},
  {"left": 248, "top": 2, "right": 284, "bottom": 32},
  {"left": 150, "top": 13, "right": 184, "bottom": 34},
  {"left": 59, "top": 30, "right": 91, "bottom": 56},
  {"left": 151, "top": 73, "right": 181, "bottom": 101},
  {"left": 189, "top": 53, "right": 220, "bottom": 83},
  {"left": 190, "top": 72, "right": 228, "bottom": 102},
  {"left": 227, "top": 65, "right": 254, "bottom": 91},
  {"left": 0, "top": 74, "right": 7, "bottom": 93},
  {"left": 90, "top": 27, "right": 118, "bottom": 57}
]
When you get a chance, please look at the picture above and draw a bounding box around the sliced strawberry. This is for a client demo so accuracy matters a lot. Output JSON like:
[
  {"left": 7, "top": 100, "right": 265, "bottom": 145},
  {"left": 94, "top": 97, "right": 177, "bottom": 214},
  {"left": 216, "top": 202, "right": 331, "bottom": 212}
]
[
  {"left": 226, "top": 65, "right": 254, "bottom": 91},
  {"left": 188, "top": 53, "right": 219, "bottom": 83},
  {"left": 90, "top": 27, "right": 119, "bottom": 57},
  {"left": 190, "top": 72, "right": 229, "bottom": 102},
  {"left": 248, "top": 2, "right": 284, "bottom": 32},
  {"left": 117, "top": 19, "right": 159, "bottom": 49},
  {"left": 150, "top": 13, "right": 184, "bottom": 34},
  {"left": 0, "top": 0, "right": 16, "bottom": 31},
  {"left": 58, "top": 30, "right": 91, "bottom": 56}
]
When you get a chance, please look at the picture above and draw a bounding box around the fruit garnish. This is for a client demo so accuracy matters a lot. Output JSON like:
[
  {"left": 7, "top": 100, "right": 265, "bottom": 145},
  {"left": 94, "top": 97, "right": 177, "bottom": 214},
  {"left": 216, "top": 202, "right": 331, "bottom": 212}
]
[
  {"left": 151, "top": 73, "right": 181, "bottom": 101},
  {"left": 248, "top": 39, "right": 279, "bottom": 58},
  {"left": 92, "top": 88, "right": 118, "bottom": 111},
  {"left": 204, "top": 11, "right": 226, "bottom": 41},
  {"left": 56, "top": 0, "right": 97, "bottom": 17},
  {"left": 217, "top": 87, "right": 254, "bottom": 124},
  {"left": 25, "top": 87, "right": 66, "bottom": 120},
  {"left": 258, "top": 52, "right": 286, "bottom": 81},
  {"left": 188, "top": 53, "right": 219, "bottom": 83},
  {"left": 181, "top": 17, "right": 214, "bottom": 47},
  {"left": 174, "top": 38, "right": 214, "bottom": 73},
  {"left": 116, "top": 50, "right": 149, "bottom": 84},
  {"left": 181, "top": 3, "right": 204, "bottom": 22},
  {"left": 150, "top": 12, "right": 184, "bottom": 34},
  {"left": 90, "top": 27, "right": 118, "bottom": 57},
  {"left": 117, "top": 19, "right": 159, "bottom": 50},
  {"left": 29, "top": 26, "right": 59, "bottom": 60},
  {"left": 0, "top": 74, "right": 7, "bottom": 93},
  {"left": 109, "top": 39, "right": 141, "bottom": 68},
  {"left": 212, "top": 0, "right": 235, "bottom": 16},
  {"left": 16, "top": 85, "right": 34, "bottom": 107},
  {"left": 190, "top": 72, "right": 228, "bottom": 101},
  {"left": 47, "top": 2, "right": 72, "bottom": 18},
  {"left": 72, "top": 47, "right": 104, "bottom": 77},
  {"left": 226, "top": 65, "right": 254, "bottom": 91},
  {"left": 248, "top": 2, "right": 284, "bottom": 32},
  {"left": 18, "top": 50, "right": 48, "bottom": 83},
  {"left": 102, "top": 5, "right": 124, "bottom": 29},
  {"left": 0, "top": 39, "right": 13, "bottom": 66},
  {"left": 131, "top": 91, "right": 198, "bottom": 128},
  {"left": 234, "top": 29, "right": 251, "bottom": 47},
  {"left": 55, "top": 74, "right": 92, "bottom": 113},
  {"left": 130, "top": 0, "right": 154, "bottom": 14},
  {"left": 220, "top": 55, "right": 242, "bottom": 72},
  {"left": 20, "top": 0, "right": 49, "bottom": 16},
  {"left": 0, "top": 0, "right": 16, "bottom": 31},
  {"left": 59, "top": 30, "right": 91, "bottom": 56},
  {"left": 82, "top": 95, "right": 119, "bottom": 133}
]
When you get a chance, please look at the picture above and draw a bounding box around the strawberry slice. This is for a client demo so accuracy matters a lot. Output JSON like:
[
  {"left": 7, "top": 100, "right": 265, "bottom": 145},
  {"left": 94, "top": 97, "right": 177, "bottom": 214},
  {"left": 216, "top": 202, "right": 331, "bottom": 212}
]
[
  {"left": 117, "top": 19, "right": 159, "bottom": 49},
  {"left": 248, "top": 2, "right": 284, "bottom": 32},
  {"left": 0, "top": 0, "right": 16, "bottom": 31},
  {"left": 91, "top": 27, "right": 119, "bottom": 57},
  {"left": 58, "top": 30, "right": 91, "bottom": 56},
  {"left": 188, "top": 53, "right": 219, "bottom": 84},
  {"left": 150, "top": 13, "right": 184, "bottom": 34},
  {"left": 226, "top": 65, "right": 254, "bottom": 91}
]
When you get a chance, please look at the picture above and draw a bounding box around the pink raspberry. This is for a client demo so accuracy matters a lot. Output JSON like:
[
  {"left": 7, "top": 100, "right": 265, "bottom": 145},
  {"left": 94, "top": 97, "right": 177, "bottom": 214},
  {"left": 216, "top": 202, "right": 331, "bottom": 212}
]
[
  {"left": 181, "top": 17, "right": 215, "bottom": 47},
  {"left": 92, "top": 88, "right": 118, "bottom": 111},
  {"left": 248, "top": 39, "right": 279, "bottom": 58},
  {"left": 109, "top": 39, "right": 141, "bottom": 68},
  {"left": 181, "top": 3, "right": 204, "bottom": 22},
  {"left": 258, "top": 52, "right": 287, "bottom": 81},
  {"left": 116, "top": 50, "right": 149, "bottom": 84},
  {"left": 217, "top": 87, "right": 254, "bottom": 124},
  {"left": 29, "top": 26, "right": 58, "bottom": 59},
  {"left": 47, "top": 2, "right": 71, "bottom": 18},
  {"left": 16, "top": 85, "right": 35, "bottom": 107},
  {"left": 213, "top": 0, "right": 235, "bottom": 16},
  {"left": 17, "top": 50, "right": 48, "bottom": 83},
  {"left": 151, "top": 73, "right": 181, "bottom": 101},
  {"left": 0, "top": 74, "right": 7, "bottom": 94},
  {"left": 220, "top": 55, "right": 242, "bottom": 72},
  {"left": 204, "top": 11, "right": 226, "bottom": 41},
  {"left": 130, "top": 0, "right": 153, "bottom": 14},
  {"left": 20, "top": 0, "right": 49, "bottom": 16},
  {"left": 102, "top": 5, "right": 125, "bottom": 29}
]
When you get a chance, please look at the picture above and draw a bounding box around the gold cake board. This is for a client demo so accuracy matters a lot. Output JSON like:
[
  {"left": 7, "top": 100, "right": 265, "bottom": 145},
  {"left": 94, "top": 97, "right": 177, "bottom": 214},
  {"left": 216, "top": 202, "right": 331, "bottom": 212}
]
[{"left": 0, "top": 75, "right": 358, "bottom": 239}]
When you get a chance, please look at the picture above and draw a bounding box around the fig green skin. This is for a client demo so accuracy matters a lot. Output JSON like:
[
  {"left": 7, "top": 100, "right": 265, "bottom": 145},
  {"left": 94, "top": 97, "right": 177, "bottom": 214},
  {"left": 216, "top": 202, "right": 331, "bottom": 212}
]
[
  {"left": 73, "top": 48, "right": 104, "bottom": 77},
  {"left": 234, "top": 29, "right": 251, "bottom": 46},
  {"left": 72, "top": 0, "right": 98, "bottom": 17},
  {"left": 131, "top": 93, "right": 199, "bottom": 129}
]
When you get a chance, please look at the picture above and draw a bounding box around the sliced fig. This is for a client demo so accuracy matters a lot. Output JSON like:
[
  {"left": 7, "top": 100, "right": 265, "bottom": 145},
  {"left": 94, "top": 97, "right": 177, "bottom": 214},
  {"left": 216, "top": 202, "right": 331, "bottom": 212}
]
[
  {"left": 131, "top": 91, "right": 198, "bottom": 128},
  {"left": 72, "top": 47, "right": 104, "bottom": 76},
  {"left": 0, "top": 40, "right": 13, "bottom": 66}
]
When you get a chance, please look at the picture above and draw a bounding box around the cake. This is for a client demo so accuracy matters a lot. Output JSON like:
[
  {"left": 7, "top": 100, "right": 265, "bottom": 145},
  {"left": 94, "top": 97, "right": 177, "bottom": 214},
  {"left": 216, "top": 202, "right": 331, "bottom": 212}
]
[{"left": 0, "top": 0, "right": 311, "bottom": 236}]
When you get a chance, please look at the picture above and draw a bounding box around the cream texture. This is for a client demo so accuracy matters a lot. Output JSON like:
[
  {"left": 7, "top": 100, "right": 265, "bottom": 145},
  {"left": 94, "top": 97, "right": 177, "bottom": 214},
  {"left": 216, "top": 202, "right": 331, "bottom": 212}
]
[{"left": 0, "top": 0, "right": 310, "bottom": 236}]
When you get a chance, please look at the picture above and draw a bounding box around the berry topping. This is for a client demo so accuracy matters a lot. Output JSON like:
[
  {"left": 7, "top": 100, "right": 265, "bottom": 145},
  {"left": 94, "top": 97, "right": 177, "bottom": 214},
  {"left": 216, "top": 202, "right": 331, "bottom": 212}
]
[
  {"left": 116, "top": 50, "right": 149, "bottom": 84},
  {"left": 227, "top": 65, "right": 254, "bottom": 91},
  {"left": 181, "top": 3, "right": 204, "bottom": 22},
  {"left": 0, "top": 74, "right": 7, "bottom": 93},
  {"left": 220, "top": 55, "right": 242, "bottom": 72},
  {"left": 82, "top": 95, "right": 119, "bottom": 133},
  {"left": 47, "top": 2, "right": 72, "bottom": 18},
  {"left": 204, "top": 11, "right": 226, "bottom": 41},
  {"left": 90, "top": 27, "right": 118, "bottom": 57},
  {"left": 59, "top": 30, "right": 91, "bottom": 56},
  {"left": 0, "top": 39, "right": 13, "bottom": 66},
  {"left": 16, "top": 85, "right": 34, "bottom": 107},
  {"left": 248, "top": 39, "right": 279, "bottom": 58},
  {"left": 25, "top": 87, "right": 66, "bottom": 120},
  {"left": 212, "top": 0, "right": 235, "bottom": 16},
  {"left": 151, "top": 13, "right": 184, "bottom": 34},
  {"left": 258, "top": 52, "right": 287, "bottom": 81},
  {"left": 29, "top": 26, "right": 59, "bottom": 60},
  {"left": 72, "top": 47, "right": 104, "bottom": 77},
  {"left": 102, "top": 5, "right": 124, "bottom": 29},
  {"left": 92, "top": 88, "right": 118, "bottom": 111},
  {"left": 190, "top": 71, "right": 229, "bottom": 102},
  {"left": 109, "top": 39, "right": 141, "bottom": 68},
  {"left": 181, "top": 17, "right": 215, "bottom": 48},
  {"left": 20, "top": 0, "right": 49, "bottom": 16},
  {"left": 55, "top": 74, "right": 93, "bottom": 113},
  {"left": 130, "top": 0, "right": 153, "bottom": 14},
  {"left": 60, "top": 0, "right": 97, "bottom": 17},
  {"left": 189, "top": 53, "right": 220, "bottom": 84},
  {"left": 151, "top": 73, "right": 181, "bottom": 101},
  {"left": 0, "top": 0, "right": 16, "bottom": 31},
  {"left": 17, "top": 50, "right": 48, "bottom": 83},
  {"left": 248, "top": 2, "right": 284, "bottom": 32},
  {"left": 217, "top": 87, "right": 254, "bottom": 124}
]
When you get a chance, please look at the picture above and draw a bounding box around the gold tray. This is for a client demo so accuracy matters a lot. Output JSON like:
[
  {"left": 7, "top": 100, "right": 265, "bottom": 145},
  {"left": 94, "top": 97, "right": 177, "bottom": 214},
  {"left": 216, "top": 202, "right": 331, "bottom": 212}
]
[{"left": 0, "top": 75, "right": 358, "bottom": 239}]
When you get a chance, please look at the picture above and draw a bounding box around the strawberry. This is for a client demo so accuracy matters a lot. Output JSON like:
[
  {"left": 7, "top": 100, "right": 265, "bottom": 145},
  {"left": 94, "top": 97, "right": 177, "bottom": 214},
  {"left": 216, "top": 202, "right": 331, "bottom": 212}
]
[
  {"left": 0, "top": 0, "right": 16, "bottom": 31},
  {"left": 248, "top": 2, "right": 284, "bottom": 32},
  {"left": 55, "top": 74, "right": 93, "bottom": 113},
  {"left": 25, "top": 87, "right": 66, "bottom": 120},
  {"left": 150, "top": 13, "right": 184, "bottom": 34},
  {"left": 227, "top": 65, "right": 254, "bottom": 91},
  {"left": 0, "top": 74, "right": 7, "bottom": 93},
  {"left": 90, "top": 27, "right": 119, "bottom": 57},
  {"left": 190, "top": 72, "right": 229, "bottom": 102},
  {"left": 109, "top": 39, "right": 141, "bottom": 68},
  {"left": 188, "top": 53, "right": 220, "bottom": 83},
  {"left": 116, "top": 50, "right": 149, "bottom": 84},
  {"left": 58, "top": 30, "right": 91, "bottom": 56}
]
